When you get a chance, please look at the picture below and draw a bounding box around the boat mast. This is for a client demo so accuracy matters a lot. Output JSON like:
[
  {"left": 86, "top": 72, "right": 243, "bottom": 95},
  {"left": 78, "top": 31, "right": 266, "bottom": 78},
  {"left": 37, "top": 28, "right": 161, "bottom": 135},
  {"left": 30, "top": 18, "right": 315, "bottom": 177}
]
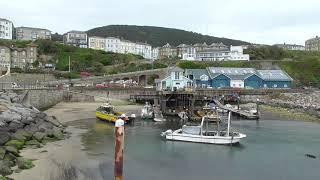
[{"left": 227, "top": 111, "right": 231, "bottom": 137}]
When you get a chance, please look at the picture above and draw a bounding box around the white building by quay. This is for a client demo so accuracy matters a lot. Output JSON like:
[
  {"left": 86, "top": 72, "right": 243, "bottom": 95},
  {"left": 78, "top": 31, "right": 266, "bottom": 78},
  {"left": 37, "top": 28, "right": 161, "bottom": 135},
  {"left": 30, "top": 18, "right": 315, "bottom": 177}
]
[
  {"left": 196, "top": 45, "right": 250, "bottom": 61},
  {"left": 0, "top": 18, "right": 14, "bottom": 40}
]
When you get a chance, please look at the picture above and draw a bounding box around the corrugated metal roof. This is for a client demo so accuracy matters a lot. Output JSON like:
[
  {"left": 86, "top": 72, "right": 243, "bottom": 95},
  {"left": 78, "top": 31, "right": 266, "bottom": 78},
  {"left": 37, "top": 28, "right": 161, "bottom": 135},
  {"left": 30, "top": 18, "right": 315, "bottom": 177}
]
[
  {"left": 257, "top": 70, "right": 293, "bottom": 81},
  {"left": 185, "top": 69, "right": 209, "bottom": 80},
  {"left": 208, "top": 67, "right": 255, "bottom": 75}
]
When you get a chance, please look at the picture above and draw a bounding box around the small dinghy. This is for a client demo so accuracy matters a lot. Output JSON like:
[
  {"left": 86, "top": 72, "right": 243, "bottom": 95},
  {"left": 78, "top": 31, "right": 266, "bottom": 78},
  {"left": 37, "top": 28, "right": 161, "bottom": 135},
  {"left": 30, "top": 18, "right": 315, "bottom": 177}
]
[{"left": 161, "top": 111, "right": 246, "bottom": 145}]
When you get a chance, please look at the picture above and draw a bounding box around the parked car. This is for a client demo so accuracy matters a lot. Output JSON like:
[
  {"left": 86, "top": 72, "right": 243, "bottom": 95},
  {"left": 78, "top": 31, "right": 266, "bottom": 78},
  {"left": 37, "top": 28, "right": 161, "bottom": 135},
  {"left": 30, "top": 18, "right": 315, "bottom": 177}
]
[{"left": 95, "top": 83, "right": 108, "bottom": 88}]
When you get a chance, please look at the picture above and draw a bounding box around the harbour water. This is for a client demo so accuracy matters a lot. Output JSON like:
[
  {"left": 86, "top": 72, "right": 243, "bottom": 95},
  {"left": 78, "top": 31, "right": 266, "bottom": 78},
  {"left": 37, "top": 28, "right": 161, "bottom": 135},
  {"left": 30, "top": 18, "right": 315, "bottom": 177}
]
[{"left": 67, "top": 111, "right": 320, "bottom": 180}]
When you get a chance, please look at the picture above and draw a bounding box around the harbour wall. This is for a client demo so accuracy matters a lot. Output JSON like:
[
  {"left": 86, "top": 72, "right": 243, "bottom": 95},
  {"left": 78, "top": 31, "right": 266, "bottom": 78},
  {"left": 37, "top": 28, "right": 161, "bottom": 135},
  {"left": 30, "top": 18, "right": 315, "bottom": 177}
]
[{"left": 13, "top": 89, "right": 95, "bottom": 110}]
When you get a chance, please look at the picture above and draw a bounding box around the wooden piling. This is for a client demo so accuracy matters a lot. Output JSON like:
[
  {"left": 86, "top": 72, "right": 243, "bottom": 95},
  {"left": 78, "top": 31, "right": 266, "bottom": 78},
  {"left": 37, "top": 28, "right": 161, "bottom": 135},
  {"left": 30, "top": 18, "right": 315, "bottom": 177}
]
[{"left": 114, "top": 119, "right": 125, "bottom": 180}]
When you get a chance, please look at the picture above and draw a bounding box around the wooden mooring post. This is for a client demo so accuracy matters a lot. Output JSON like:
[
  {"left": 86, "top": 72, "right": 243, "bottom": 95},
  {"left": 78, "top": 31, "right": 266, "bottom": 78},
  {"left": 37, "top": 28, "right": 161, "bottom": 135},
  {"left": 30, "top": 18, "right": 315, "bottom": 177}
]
[{"left": 114, "top": 119, "right": 125, "bottom": 180}]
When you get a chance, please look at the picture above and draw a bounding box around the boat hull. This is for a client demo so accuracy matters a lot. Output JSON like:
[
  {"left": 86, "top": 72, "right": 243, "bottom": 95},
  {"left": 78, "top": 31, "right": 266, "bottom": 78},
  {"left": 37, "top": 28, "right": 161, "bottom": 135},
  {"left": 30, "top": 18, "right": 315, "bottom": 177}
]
[
  {"left": 96, "top": 111, "right": 131, "bottom": 123},
  {"left": 164, "top": 131, "right": 246, "bottom": 145}
]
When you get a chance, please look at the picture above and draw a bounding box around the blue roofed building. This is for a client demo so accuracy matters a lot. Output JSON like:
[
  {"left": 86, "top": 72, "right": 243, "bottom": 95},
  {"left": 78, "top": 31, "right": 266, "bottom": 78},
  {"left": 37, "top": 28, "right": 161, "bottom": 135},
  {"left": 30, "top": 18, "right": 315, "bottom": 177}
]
[{"left": 257, "top": 70, "right": 293, "bottom": 88}]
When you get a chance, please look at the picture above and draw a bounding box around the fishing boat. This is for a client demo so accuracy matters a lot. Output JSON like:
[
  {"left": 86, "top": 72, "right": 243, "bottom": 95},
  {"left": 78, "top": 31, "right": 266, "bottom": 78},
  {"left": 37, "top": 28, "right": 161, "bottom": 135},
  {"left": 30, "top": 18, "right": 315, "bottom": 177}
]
[
  {"left": 141, "top": 102, "right": 154, "bottom": 119},
  {"left": 96, "top": 103, "right": 134, "bottom": 123},
  {"left": 161, "top": 112, "right": 246, "bottom": 145}
]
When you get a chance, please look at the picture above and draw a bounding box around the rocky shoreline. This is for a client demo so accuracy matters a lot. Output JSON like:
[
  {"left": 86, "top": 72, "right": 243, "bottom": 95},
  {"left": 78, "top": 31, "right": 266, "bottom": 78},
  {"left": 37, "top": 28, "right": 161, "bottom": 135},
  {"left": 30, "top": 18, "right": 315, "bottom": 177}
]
[
  {"left": 0, "top": 91, "right": 66, "bottom": 179},
  {"left": 242, "top": 90, "right": 320, "bottom": 119}
]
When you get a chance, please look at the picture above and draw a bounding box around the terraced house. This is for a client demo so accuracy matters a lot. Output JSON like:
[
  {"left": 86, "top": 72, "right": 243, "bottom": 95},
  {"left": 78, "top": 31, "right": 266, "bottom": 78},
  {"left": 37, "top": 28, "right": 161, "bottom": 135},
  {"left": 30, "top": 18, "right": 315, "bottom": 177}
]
[
  {"left": 0, "top": 46, "right": 11, "bottom": 68},
  {"left": 11, "top": 43, "right": 38, "bottom": 69},
  {"left": 156, "top": 67, "right": 293, "bottom": 91}
]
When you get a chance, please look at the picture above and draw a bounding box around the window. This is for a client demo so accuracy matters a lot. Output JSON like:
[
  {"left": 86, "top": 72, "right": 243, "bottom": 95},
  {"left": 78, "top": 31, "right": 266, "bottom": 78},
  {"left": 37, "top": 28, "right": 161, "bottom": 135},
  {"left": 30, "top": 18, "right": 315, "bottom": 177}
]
[
  {"left": 30, "top": 59, "right": 33, "bottom": 63},
  {"left": 174, "top": 72, "right": 180, "bottom": 80},
  {"left": 22, "top": 59, "right": 25, "bottom": 63},
  {"left": 273, "top": 84, "right": 277, "bottom": 88},
  {"left": 233, "top": 84, "right": 236, "bottom": 87},
  {"left": 284, "top": 84, "right": 288, "bottom": 88},
  {"left": 22, "top": 51, "right": 26, "bottom": 56},
  {"left": 1, "top": 49, "right": 4, "bottom": 54},
  {"left": 176, "top": 83, "right": 180, "bottom": 85},
  {"left": 31, "top": 52, "right": 34, "bottom": 56},
  {"left": 239, "top": 84, "right": 241, "bottom": 87}
]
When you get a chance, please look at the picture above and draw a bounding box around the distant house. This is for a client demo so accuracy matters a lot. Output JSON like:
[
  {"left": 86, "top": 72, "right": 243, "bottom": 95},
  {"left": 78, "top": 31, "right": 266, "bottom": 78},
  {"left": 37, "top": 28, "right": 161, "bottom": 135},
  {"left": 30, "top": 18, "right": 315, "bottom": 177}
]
[
  {"left": 10, "top": 42, "right": 38, "bottom": 69},
  {"left": 197, "top": 46, "right": 250, "bottom": 61},
  {"left": 63, "top": 31, "right": 88, "bottom": 48},
  {"left": 0, "top": 18, "right": 14, "bottom": 40},
  {"left": 159, "top": 43, "right": 177, "bottom": 58},
  {"left": 0, "top": 46, "right": 11, "bottom": 68},
  {"left": 16, "top": 27, "right": 51, "bottom": 41},
  {"left": 88, "top": 36, "right": 106, "bottom": 50},
  {"left": 305, "top": 36, "right": 320, "bottom": 51},
  {"left": 274, "top": 43, "right": 305, "bottom": 51},
  {"left": 156, "top": 67, "right": 192, "bottom": 91}
]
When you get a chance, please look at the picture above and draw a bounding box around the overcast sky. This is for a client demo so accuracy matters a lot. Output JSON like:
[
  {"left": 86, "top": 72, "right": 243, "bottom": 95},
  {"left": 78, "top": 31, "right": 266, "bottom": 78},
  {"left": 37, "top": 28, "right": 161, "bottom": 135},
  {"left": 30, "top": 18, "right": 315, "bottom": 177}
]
[{"left": 1, "top": 0, "right": 320, "bottom": 45}]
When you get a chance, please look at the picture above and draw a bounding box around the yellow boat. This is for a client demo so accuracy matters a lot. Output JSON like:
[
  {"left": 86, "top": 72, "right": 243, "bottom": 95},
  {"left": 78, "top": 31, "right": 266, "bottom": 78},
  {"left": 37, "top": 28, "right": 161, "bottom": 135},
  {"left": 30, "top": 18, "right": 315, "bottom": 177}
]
[{"left": 96, "top": 103, "right": 133, "bottom": 123}]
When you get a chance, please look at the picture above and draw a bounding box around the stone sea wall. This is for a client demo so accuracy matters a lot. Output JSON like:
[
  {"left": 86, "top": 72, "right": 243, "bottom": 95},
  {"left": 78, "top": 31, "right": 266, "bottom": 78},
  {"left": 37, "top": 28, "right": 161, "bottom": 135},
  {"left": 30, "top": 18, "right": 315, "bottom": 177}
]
[{"left": 0, "top": 91, "right": 66, "bottom": 178}]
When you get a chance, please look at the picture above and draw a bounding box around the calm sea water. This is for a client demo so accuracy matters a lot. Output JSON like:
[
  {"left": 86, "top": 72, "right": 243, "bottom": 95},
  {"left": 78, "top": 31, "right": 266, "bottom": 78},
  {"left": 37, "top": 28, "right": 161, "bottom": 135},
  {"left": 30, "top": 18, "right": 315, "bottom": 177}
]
[{"left": 69, "top": 111, "right": 320, "bottom": 180}]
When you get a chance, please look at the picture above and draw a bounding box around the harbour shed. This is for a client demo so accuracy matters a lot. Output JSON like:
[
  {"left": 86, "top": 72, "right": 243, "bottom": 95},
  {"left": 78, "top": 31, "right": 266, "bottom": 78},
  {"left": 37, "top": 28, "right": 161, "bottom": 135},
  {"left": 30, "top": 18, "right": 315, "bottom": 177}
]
[
  {"left": 184, "top": 69, "right": 211, "bottom": 88},
  {"left": 257, "top": 70, "right": 293, "bottom": 88},
  {"left": 207, "top": 67, "right": 262, "bottom": 89},
  {"left": 207, "top": 67, "right": 231, "bottom": 89}
]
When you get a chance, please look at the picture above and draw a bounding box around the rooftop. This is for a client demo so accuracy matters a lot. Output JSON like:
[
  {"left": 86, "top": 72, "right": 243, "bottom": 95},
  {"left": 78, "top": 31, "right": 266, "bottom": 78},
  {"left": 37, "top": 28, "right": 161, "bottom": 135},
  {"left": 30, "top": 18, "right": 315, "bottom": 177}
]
[
  {"left": 66, "top": 30, "right": 87, "bottom": 34},
  {"left": 16, "top": 26, "right": 51, "bottom": 32},
  {"left": 0, "top": 18, "right": 12, "bottom": 22},
  {"left": 257, "top": 70, "right": 293, "bottom": 81},
  {"left": 184, "top": 69, "right": 209, "bottom": 79}
]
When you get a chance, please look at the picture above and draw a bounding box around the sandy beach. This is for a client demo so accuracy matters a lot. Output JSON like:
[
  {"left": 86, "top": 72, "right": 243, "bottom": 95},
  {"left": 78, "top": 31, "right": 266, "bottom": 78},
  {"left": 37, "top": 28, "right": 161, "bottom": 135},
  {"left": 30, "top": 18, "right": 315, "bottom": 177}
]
[{"left": 9, "top": 100, "right": 142, "bottom": 180}]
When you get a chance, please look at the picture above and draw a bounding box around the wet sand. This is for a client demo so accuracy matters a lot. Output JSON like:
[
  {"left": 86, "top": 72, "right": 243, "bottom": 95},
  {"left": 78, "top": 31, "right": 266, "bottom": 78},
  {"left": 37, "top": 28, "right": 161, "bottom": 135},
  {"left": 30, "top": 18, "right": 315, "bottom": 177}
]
[{"left": 9, "top": 100, "right": 142, "bottom": 180}]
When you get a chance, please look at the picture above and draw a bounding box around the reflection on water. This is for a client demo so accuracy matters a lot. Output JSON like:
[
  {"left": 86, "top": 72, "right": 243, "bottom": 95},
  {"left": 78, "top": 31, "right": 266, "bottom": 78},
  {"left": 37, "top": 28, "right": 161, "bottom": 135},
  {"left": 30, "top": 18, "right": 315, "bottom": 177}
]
[{"left": 68, "top": 115, "right": 320, "bottom": 180}]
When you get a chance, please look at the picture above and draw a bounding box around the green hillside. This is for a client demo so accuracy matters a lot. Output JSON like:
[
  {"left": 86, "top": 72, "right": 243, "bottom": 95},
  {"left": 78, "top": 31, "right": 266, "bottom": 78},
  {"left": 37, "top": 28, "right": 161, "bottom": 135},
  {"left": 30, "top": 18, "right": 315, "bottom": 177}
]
[{"left": 87, "top": 25, "right": 249, "bottom": 47}]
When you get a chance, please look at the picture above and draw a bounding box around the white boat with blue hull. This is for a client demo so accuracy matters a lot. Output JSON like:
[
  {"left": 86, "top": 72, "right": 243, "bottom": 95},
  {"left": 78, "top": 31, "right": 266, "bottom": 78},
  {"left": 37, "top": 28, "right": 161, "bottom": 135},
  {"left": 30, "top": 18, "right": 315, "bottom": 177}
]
[{"left": 161, "top": 112, "right": 246, "bottom": 145}]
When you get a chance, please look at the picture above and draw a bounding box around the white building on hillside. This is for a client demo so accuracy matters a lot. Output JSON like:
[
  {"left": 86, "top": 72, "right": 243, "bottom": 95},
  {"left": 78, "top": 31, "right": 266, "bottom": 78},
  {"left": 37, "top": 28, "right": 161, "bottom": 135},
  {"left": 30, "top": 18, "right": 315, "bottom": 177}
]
[
  {"left": 105, "top": 37, "right": 121, "bottom": 53},
  {"left": 90, "top": 37, "right": 152, "bottom": 59},
  {"left": 88, "top": 36, "right": 106, "bottom": 50},
  {"left": 120, "top": 40, "right": 136, "bottom": 54},
  {"left": 196, "top": 45, "right": 250, "bottom": 61},
  {"left": 136, "top": 42, "right": 152, "bottom": 59},
  {"left": 152, "top": 47, "right": 159, "bottom": 60},
  {"left": 0, "top": 18, "right": 14, "bottom": 40}
]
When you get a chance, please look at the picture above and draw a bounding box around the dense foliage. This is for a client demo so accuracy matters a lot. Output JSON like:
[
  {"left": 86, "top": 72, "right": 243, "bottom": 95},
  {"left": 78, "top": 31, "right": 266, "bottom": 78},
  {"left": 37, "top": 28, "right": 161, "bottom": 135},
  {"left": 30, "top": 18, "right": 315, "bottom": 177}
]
[
  {"left": 279, "top": 58, "right": 320, "bottom": 87},
  {"left": 87, "top": 25, "right": 250, "bottom": 47},
  {"left": 244, "top": 46, "right": 320, "bottom": 60}
]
